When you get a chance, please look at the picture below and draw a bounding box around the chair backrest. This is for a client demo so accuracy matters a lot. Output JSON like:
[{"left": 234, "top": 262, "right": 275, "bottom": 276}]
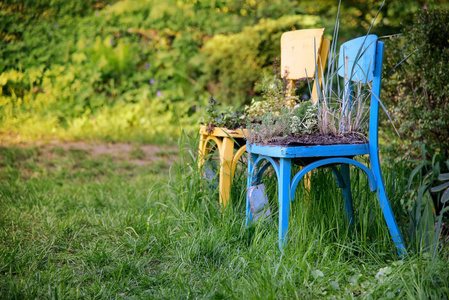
[
  {"left": 337, "top": 34, "right": 384, "bottom": 148},
  {"left": 281, "top": 28, "right": 330, "bottom": 101},
  {"left": 338, "top": 35, "right": 378, "bottom": 83}
]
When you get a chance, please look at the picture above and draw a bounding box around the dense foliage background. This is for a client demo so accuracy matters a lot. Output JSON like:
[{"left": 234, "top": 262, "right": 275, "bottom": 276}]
[
  {"left": 2, "top": 2, "right": 449, "bottom": 297},
  {"left": 0, "top": 0, "right": 447, "bottom": 151},
  {"left": 383, "top": 9, "right": 449, "bottom": 158}
]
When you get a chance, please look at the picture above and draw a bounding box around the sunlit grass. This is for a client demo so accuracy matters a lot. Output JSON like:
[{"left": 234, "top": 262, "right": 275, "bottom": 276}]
[
  {"left": 0, "top": 98, "right": 197, "bottom": 145},
  {"left": 0, "top": 133, "right": 448, "bottom": 298}
]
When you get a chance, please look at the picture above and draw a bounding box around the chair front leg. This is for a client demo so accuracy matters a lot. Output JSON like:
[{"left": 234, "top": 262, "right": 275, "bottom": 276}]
[
  {"left": 371, "top": 153, "right": 407, "bottom": 256},
  {"left": 219, "top": 137, "right": 234, "bottom": 207},
  {"left": 279, "top": 158, "right": 292, "bottom": 250}
]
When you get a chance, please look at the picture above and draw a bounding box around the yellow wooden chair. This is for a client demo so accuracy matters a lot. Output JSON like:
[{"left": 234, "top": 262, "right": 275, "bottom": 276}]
[
  {"left": 280, "top": 28, "right": 330, "bottom": 102},
  {"left": 198, "top": 126, "right": 247, "bottom": 207},
  {"left": 198, "top": 28, "right": 330, "bottom": 207}
]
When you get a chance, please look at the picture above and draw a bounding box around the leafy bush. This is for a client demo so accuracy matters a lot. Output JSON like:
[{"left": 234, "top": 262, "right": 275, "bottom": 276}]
[
  {"left": 0, "top": 0, "right": 211, "bottom": 142},
  {"left": 202, "top": 15, "right": 323, "bottom": 106},
  {"left": 0, "top": 0, "right": 328, "bottom": 142},
  {"left": 383, "top": 9, "right": 449, "bottom": 158},
  {"left": 0, "top": 0, "right": 436, "bottom": 143}
]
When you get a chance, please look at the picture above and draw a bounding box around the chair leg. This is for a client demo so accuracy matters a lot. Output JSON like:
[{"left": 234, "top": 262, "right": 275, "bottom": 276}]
[
  {"left": 341, "top": 164, "right": 355, "bottom": 226},
  {"left": 371, "top": 155, "right": 407, "bottom": 256},
  {"left": 246, "top": 153, "right": 258, "bottom": 226},
  {"left": 219, "top": 137, "right": 234, "bottom": 207},
  {"left": 197, "top": 133, "right": 209, "bottom": 169},
  {"left": 279, "top": 158, "right": 292, "bottom": 250}
]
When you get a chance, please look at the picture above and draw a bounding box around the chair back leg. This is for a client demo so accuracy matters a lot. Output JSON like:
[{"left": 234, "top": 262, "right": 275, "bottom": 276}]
[
  {"left": 330, "top": 165, "right": 355, "bottom": 225},
  {"left": 340, "top": 164, "right": 355, "bottom": 226}
]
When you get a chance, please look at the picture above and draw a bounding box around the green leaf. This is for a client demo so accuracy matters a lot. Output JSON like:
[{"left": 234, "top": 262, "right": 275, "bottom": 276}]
[
  {"left": 433, "top": 203, "right": 445, "bottom": 259},
  {"left": 407, "top": 161, "right": 431, "bottom": 190},
  {"left": 441, "top": 189, "right": 449, "bottom": 204},
  {"left": 430, "top": 181, "right": 449, "bottom": 193},
  {"left": 382, "top": 266, "right": 392, "bottom": 275},
  {"left": 440, "top": 206, "right": 449, "bottom": 214},
  {"left": 375, "top": 266, "right": 392, "bottom": 282},
  {"left": 330, "top": 281, "right": 340, "bottom": 291},
  {"left": 312, "top": 269, "right": 324, "bottom": 280},
  {"left": 392, "top": 260, "right": 404, "bottom": 267},
  {"left": 348, "top": 274, "right": 361, "bottom": 285},
  {"left": 438, "top": 173, "right": 449, "bottom": 181}
]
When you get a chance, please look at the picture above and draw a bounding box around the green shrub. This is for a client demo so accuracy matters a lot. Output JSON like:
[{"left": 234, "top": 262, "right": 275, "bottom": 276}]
[
  {"left": 2, "top": 0, "right": 306, "bottom": 142},
  {"left": 0, "top": 0, "right": 435, "bottom": 143},
  {"left": 383, "top": 9, "right": 449, "bottom": 158},
  {"left": 202, "top": 14, "right": 323, "bottom": 106}
]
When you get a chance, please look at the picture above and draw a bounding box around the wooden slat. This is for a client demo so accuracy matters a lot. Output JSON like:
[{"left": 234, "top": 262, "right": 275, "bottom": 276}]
[
  {"left": 199, "top": 125, "right": 247, "bottom": 138},
  {"left": 280, "top": 28, "right": 325, "bottom": 80},
  {"left": 338, "top": 35, "right": 377, "bottom": 83}
]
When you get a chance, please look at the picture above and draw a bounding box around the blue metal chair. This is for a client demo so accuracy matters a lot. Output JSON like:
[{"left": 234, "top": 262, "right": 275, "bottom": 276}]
[{"left": 246, "top": 35, "right": 406, "bottom": 256}]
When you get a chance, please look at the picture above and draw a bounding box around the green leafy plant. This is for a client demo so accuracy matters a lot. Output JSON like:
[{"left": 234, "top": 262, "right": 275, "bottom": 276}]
[
  {"left": 203, "top": 55, "right": 320, "bottom": 139},
  {"left": 244, "top": 58, "right": 300, "bottom": 119},
  {"left": 203, "top": 96, "right": 244, "bottom": 130},
  {"left": 245, "top": 108, "right": 291, "bottom": 144},
  {"left": 313, "top": 3, "right": 379, "bottom": 138},
  {"left": 203, "top": 14, "right": 324, "bottom": 106},
  {"left": 290, "top": 101, "right": 318, "bottom": 135},
  {"left": 244, "top": 56, "right": 320, "bottom": 144},
  {"left": 406, "top": 145, "right": 449, "bottom": 257},
  {"left": 429, "top": 172, "right": 449, "bottom": 256},
  {"left": 245, "top": 101, "right": 319, "bottom": 144}
]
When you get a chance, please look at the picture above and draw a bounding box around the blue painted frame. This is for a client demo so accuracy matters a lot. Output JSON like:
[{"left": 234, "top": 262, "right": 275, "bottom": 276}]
[{"left": 246, "top": 35, "right": 406, "bottom": 257}]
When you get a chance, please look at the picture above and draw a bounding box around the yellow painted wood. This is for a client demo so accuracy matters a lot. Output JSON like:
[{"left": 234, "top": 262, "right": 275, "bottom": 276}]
[
  {"left": 198, "top": 134, "right": 208, "bottom": 169},
  {"left": 311, "top": 38, "right": 330, "bottom": 102},
  {"left": 281, "top": 29, "right": 325, "bottom": 80},
  {"left": 231, "top": 144, "right": 247, "bottom": 178},
  {"left": 198, "top": 126, "right": 247, "bottom": 207},
  {"left": 199, "top": 125, "right": 247, "bottom": 138},
  {"left": 198, "top": 134, "right": 222, "bottom": 169},
  {"left": 219, "top": 137, "right": 234, "bottom": 207},
  {"left": 281, "top": 29, "right": 329, "bottom": 103}
]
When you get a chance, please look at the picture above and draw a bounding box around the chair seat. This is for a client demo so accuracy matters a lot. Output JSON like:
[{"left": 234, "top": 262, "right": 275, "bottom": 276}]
[
  {"left": 199, "top": 125, "right": 247, "bottom": 138},
  {"left": 247, "top": 143, "right": 369, "bottom": 158}
]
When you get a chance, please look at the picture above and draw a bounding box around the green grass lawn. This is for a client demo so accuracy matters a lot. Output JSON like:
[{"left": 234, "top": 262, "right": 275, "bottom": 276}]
[{"left": 1, "top": 135, "right": 448, "bottom": 299}]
